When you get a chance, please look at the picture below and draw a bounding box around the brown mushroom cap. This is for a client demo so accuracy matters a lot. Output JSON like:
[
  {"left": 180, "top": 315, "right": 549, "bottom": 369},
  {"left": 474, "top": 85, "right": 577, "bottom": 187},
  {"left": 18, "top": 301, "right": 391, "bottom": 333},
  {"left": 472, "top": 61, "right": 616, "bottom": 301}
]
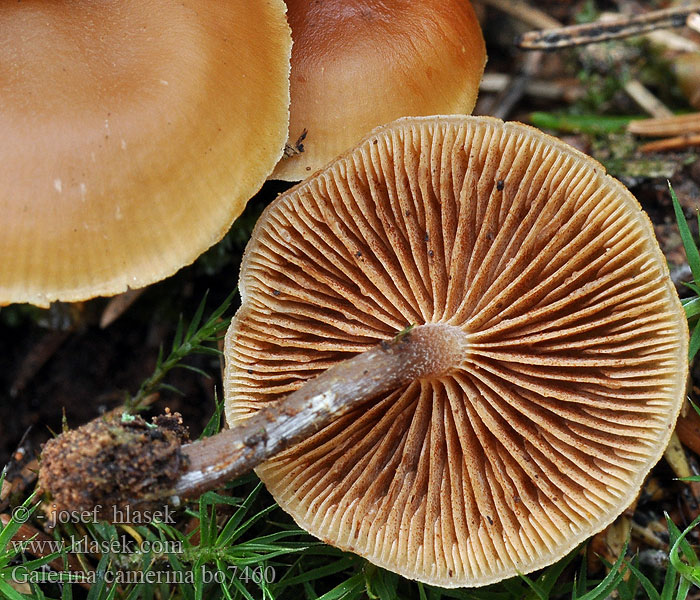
[
  {"left": 272, "top": 0, "right": 486, "bottom": 181},
  {"left": 0, "top": 0, "right": 291, "bottom": 306},
  {"left": 225, "top": 116, "right": 687, "bottom": 586}
]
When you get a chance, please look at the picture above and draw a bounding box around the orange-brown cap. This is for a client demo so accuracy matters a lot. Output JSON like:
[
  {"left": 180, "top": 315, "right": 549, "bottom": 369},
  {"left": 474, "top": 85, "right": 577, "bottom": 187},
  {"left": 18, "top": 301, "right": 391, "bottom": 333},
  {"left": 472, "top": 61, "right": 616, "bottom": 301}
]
[
  {"left": 225, "top": 116, "right": 687, "bottom": 586},
  {"left": 272, "top": 0, "right": 486, "bottom": 180},
  {"left": 0, "top": 0, "right": 291, "bottom": 307}
]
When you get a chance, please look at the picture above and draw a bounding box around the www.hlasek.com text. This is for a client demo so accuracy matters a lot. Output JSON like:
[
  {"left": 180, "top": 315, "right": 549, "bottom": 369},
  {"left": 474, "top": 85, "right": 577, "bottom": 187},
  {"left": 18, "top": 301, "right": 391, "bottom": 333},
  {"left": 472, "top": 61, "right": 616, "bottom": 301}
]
[{"left": 12, "top": 535, "right": 182, "bottom": 556}]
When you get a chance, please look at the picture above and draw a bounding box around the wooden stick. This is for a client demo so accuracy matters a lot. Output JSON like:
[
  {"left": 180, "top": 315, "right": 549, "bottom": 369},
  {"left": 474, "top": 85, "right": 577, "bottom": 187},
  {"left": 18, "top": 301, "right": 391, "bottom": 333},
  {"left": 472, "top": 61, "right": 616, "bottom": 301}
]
[
  {"left": 623, "top": 80, "right": 673, "bottom": 119},
  {"left": 518, "top": 5, "right": 700, "bottom": 50},
  {"left": 629, "top": 113, "right": 700, "bottom": 137},
  {"left": 687, "top": 12, "right": 700, "bottom": 35},
  {"left": 485, "top": 51, "right": 544, "bottom": 120},
  {"left": 639, "top": 134, "right": 700, "bottom": 153},
  {"left": 480, "top": 0, "right": 561, "bottom": 30},
  {"left": 478, "top": 1, "right": 560, "bottom": 120},
  {"left": 100, "top": 288, "right": 146, "bottom": 328},
  {"left": 0, "top": 514, "right": 88, "bottom": 586},
  {"left": 480, "top": 74, "right": 581, "bottom": 101},
  {"left": 644, "top": 29, "right": 700, "bottom": 53}
]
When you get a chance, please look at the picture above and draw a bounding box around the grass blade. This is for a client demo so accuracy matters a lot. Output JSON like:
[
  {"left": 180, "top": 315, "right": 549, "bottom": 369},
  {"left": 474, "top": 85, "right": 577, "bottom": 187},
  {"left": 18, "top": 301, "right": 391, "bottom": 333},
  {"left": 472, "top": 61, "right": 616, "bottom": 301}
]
[{"left": 670, "top": 182, "right": 700, "bottom": 283}]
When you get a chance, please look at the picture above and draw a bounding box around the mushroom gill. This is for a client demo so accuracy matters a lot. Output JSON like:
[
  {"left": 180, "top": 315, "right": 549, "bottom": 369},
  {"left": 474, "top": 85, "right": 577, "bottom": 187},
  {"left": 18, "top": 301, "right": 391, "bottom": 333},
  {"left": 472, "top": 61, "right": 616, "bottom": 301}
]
[{"left": 224, "top": 116, "right": 687, "bottom": 587}]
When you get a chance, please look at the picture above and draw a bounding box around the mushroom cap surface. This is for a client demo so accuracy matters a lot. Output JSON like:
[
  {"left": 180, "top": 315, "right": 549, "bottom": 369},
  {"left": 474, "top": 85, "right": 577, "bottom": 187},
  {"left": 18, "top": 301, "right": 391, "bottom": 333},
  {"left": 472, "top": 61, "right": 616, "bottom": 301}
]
[
  {"left": 272, "top": 0, "right": 486, "bottom": 181},
  {"left": 225, "top": 116, "right": 688, "bottom": 586},
  {"left": 0, "top": 0, "right": 291, "bottom": 306}
]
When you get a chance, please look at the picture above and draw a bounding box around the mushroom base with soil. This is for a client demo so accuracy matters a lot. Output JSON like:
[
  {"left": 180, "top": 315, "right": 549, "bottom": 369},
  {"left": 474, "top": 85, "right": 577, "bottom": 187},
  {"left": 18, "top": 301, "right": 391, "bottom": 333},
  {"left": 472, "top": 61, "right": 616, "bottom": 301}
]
[{"left": 38, "top": 324, "right": 469, "bottom": 514}]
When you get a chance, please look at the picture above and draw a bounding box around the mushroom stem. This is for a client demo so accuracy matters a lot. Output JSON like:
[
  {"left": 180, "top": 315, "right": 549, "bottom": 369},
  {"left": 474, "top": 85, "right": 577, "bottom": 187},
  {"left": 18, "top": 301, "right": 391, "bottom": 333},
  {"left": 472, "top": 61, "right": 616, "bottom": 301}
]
[
  {"left": 38, "top": 324, "right": 468, "bottom": 514},
  {"left": 176, "top": 323, "right": 468, "bottom": 497}
]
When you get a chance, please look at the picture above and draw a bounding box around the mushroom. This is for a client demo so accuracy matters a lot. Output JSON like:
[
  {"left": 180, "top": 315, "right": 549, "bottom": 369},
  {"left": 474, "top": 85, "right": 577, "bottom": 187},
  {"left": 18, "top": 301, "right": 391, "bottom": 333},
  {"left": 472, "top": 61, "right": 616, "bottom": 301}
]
[
  {"left": 225, "top": 116, "right": 688, "bottom": 586},
  {"left": 37, "top": 115, "right": 687, "bottom": 587},
  {"left": 272, "top": 0, "right": 486, "bottom": 180},
  {"left": 0, "top": 0, "right": 291, "bottom": 306}
]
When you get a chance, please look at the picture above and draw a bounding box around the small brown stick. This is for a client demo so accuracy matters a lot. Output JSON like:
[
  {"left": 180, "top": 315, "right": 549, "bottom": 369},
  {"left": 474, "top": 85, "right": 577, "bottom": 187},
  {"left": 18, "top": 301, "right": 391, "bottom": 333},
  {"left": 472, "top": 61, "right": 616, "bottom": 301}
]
[
  {"left": 11, "top": 329, "right": 73, "bottom": 398},
  {"left": 623, "top": 80, "right": 673, "bottom": 119},
  {"left": 479, "top": 0, "right": 561, "bottom": 30},
  {"left": 629, "top": 113, "right": 700, "bottom": 137},
  {"left": 517, "top": 4, "right": 700, "bottom": 50},
  {"left": 629, "top": 521, "right": 667, "bottom": 550},
  {"left": 644, "top": 29, "right": 700, "bottom": 52},
  {"left": 100, "top": 288, "right": 146, "bottom": 328},
  {"left": 480, "top": 74, "right": 582, "bottom": 102},
  {"left": 486, "top": 51, "right": 544, "bottom": 120},
  {"left": 478, "top": 1, "right": 559, "bottom": 120},
  {"left": 639, "top": 134, "right": 700, "bottom": 153},
  {"left": 687, "top": 12, "right": 700, "bottom": 35}
]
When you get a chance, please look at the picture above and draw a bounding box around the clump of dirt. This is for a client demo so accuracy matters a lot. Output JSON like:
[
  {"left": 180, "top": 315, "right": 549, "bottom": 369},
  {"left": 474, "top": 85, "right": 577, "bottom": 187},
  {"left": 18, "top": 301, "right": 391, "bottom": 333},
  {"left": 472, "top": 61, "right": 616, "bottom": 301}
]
[{"left": 38, "top": 410, "right": 189, "bottom": 519}]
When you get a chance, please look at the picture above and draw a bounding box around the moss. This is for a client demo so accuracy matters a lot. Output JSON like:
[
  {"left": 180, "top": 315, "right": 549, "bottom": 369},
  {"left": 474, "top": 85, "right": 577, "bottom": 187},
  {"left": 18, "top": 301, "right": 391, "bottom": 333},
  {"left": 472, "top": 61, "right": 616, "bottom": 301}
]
[{"left": 591, "top": 133, "right": 696, "bottom": 180}]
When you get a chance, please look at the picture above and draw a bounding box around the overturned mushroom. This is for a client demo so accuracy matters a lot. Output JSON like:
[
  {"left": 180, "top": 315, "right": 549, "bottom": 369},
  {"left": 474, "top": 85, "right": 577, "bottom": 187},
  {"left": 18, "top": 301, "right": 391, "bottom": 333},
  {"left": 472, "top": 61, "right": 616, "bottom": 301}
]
[
  {"left": 39, "top": 116, "right": 687, "bottom": 587},
  {"left": 272, "top": 0, "right": 486, "bottom": 180},
  {"left": 0, "top": 0, "right": 291, "bottom": 306},
  {"left": 226, "top": 116, "right": 688, "bottom": 586}
]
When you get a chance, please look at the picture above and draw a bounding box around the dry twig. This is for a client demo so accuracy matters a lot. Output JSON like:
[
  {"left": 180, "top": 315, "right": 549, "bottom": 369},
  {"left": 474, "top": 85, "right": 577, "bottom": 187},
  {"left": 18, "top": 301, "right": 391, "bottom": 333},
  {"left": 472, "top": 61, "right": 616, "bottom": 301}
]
[
  {"left": 480, "top": 73, "right": 582, "bottom": 102},
  {"left": 623, "top": 80, "right": 673, "bottom": 118},
  {"left": 518, "top": 4, "right": 700, "bottom": 50},
  {"left": 639, "top": 134, "right": 700, "bottom": 152},
  {"left": 100, "top": 288, "right": 146, "bottom": 329},
  {"left": 687, "top": 12, "right": 700, "bottom": 35},
  {"left": 629, "top": 113, "right": 700, "bottom": 137},
  {"left": 486, "top": 51, "right": 545, "bottom": 119},
  {"left": 479, "top": 0, "right": 560, "bottom": 30}
]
